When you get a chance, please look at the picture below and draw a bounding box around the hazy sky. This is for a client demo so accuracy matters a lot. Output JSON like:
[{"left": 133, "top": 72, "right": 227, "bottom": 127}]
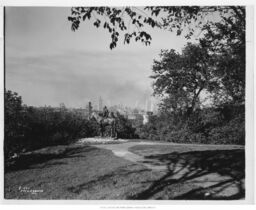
[{"left": 5, "top": 7, "right": 193, "bottom": 108}]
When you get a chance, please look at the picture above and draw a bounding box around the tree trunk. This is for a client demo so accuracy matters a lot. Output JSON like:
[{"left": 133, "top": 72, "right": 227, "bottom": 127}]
[{"left": 187, "top": 86, "right": 204, "bottom": 116}]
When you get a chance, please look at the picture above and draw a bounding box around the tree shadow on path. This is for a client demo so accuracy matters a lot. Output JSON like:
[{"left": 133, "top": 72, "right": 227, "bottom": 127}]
[{"left": 129, "top": 149, "right": 245, "bottom": 200}]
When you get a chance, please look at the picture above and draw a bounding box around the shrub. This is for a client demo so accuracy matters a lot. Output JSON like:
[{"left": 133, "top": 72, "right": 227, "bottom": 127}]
[
  {"left": 135, "top": 104, "right": 245, "bottom": 145},
  {"left": 208, "top": 117, "right": 245, "bottom": 145},
  {"left": 4, "top": 90, "right": 99, "bottom": 159}
]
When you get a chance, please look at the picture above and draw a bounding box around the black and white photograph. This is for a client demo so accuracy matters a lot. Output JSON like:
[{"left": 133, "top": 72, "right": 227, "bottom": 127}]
[{"left": 2, "top": 1, "right": 254, "bottom": 203}]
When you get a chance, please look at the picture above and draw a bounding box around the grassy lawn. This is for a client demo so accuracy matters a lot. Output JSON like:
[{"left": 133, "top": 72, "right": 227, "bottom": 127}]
[
  {"left": 129, "top": 144, "right": 244, "bottom": 157},
  {"left": 5, "top": 142, "right": 245, "bottom": 200},
  {"left": 4, "top": 144, "right": 162, "bottom": 200}
]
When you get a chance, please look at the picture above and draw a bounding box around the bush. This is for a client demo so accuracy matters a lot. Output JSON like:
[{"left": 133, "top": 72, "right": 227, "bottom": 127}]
[
  {"left": 135, "top": 104, "right": 245, "bottom": 145},
  {"left": 208, "top": 117, "right": 245, "bottom": 145},
  {"left": 4, "top": 90, "right": 99, "bottom": 159},
  {"left": 4, "top": 90, "right": 25, "bottom": 158},
  {"left": 22, "top": 107, "right": 100, "bottom": 149}
]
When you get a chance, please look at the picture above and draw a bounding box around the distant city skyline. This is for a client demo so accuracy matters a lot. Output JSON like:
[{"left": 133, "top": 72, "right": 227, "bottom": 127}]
[
  {"left": 5, "top": 7, "right": 195, "bottom": 109},
  {"left": 86, "top": 95, "right": 158, "bottom": 112}
]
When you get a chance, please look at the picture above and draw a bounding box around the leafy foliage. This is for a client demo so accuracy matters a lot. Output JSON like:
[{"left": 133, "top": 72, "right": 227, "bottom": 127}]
[
  {"left": 4, "top": 90, "right": 99, "bottom": 159},
  {"left": 68, "top": 7, "right": 156, "bottom": 49},
  {"left": 199, "top": 8, "right": 245, "bottom": 104},
  {"left": 4, "top": 90, "right": 26, "bottom": 158},
  {"left": 135, "top": 105, "right": 245, "bottom": 145},
  {"left": 151, "top": 43, "right": 219, "bottom": 114},
  {"left": 68, "top": 6, "right": 245, "bottom": 50}
]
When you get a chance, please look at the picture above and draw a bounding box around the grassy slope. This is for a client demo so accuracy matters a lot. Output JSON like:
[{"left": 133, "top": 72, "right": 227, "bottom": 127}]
[
  {"left": 5, "top": 143, "right": 245, "bottom": 200},
  {"left": 4, "top": 144, "right": 162, "bottom": 200}
]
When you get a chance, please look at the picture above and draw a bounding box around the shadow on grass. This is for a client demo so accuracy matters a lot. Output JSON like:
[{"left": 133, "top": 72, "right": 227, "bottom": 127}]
[
  {"left": 128, "top": 149, "right": 245, "bottom": 200},
  {"left": 67, "top": 167, "right": 151, "bottom": 195},
  {"left": 5, "top": 146, "right": 97, "bottom": 172}
]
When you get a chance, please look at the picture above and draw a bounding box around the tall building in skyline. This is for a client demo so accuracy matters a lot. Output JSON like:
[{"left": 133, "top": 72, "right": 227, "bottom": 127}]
[
  {"left": 144, "top": 98, "right": 153, "bottom": 112},
  {"left": 99, "top": 96, "right": 103, "bottom": 111},
  {"left": 86, "top": 95, "right": 158, "bottom": 113}
]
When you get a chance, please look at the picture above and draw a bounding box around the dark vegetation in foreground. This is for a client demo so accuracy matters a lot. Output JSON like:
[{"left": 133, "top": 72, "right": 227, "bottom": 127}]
[{"left": 5, "top": 144, "right": 244, "bottom": 200}]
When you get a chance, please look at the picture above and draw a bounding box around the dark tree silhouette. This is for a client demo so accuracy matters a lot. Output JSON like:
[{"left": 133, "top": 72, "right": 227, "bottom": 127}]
[{"left": 68, "top": 6, "right": 245, "bottom": 50}]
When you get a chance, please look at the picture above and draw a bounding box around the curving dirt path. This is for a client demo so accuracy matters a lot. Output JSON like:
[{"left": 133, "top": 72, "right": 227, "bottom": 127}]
[{"left": 95, "top": 141, "right": 168, "bottom": 170}]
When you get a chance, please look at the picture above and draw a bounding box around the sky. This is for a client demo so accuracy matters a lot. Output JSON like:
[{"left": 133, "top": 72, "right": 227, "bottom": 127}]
[{"left": 5, "top": 7, "right": 194, "bottom": 109}]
